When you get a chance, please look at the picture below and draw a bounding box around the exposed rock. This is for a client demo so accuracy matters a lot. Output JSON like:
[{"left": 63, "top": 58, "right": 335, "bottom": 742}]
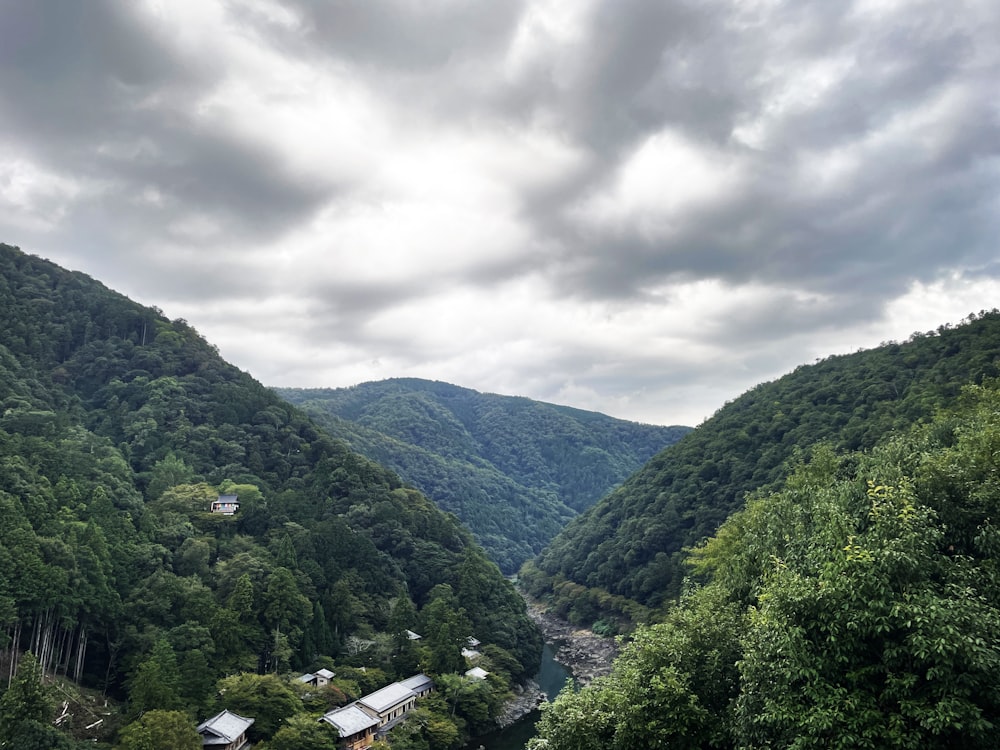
[
  {"left": 525, "top": 602, "right": 618, "bottom": 687},
  {"left": 495, "top": 679, "right": 545, "bottom": 727}
]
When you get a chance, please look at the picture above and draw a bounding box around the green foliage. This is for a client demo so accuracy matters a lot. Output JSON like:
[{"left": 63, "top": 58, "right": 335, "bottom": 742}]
[
  {"left": 0, "top": 652, "right": 51, "bottom": 734},
  {"left": 531, "top": 389, "right": 1000, "bottom": 749},
  {"left": 530, "top": 583, "right": 743, "bottom": 750},
  {"left": 530, "top": 311, "right": 1000, "bottom": 617},
  {"left": 126, "top": 639, "right": 183, "bottom": 717},
  {"left": 265, "top": 713, "right": 340, "bottom": 750},
  {"left": 116, "top": 710, "right": 201, "bottom": 750},
  {"left": 421, "top": 585, "right": 472, "bottom": 675},
  {"left": 0, "top": 243, "right": 541, "bottom": 743},
  {"left": 215, "top": 673, "right": 302, "bottom": 741},
  {"left": 277, "top": 380, "right": 689, "bottom": 573}
]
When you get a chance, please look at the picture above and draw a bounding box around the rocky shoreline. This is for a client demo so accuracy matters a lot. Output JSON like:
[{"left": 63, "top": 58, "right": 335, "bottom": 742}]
[
  {"left": 525, "top": 602, "right": 618, "bottom": 687},
  {"left": 492, "top": 599, "right": 619, "bottom": 729},
  {"left": 495, "top": 679, "right": 545, "bottom": 728}
]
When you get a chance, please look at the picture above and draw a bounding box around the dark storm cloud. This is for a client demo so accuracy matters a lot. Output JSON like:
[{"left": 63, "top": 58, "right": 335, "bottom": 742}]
[
  {"left": 3, "top": 0, "right": 999, "bottom": 425},
  {"left": 521, "top": 0, "right": 1000, "bottom": 314},
  {"left": 0, "top": 0, "right": 334, "bottom": 251}
]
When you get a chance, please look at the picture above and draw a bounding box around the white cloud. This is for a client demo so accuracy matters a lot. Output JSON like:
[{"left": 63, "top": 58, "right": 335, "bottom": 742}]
[
  {"left": 579, "top": 129, "right": 745, "bottom": 238},
  {"left": 2, "top": 0, "right": 999, "bottom": 428}
]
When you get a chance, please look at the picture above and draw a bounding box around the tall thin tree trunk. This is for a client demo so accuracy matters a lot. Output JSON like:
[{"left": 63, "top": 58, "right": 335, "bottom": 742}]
[
  {"left": 7, "top": 621, "right": 21, "bottom": 687},
  {"left": 74, "top": 628, "right": 88, "bottom": 684},
  {"left": 31, "top": 612, "right": 42, "bottom": 656}
]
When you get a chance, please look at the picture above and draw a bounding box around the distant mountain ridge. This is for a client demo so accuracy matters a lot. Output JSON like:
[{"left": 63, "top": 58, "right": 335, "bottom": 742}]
[
  {"left": 522, "top": 311, "right": 1000, "bottom": 623},
  {"left": 276, "top": 379, "right": 690, "bottom": 573}
]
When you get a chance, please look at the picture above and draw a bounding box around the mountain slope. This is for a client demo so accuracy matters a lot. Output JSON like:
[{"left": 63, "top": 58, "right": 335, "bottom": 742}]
[
  {"left": 531, "top": 387, "right": 1000, "bottom": 748},
  {"left": 524, "top": 311, "right": 1000, "bottom": 619},
  {"left": 276, "top": 380, "right": 690, "bottom": 572},
  {"left": 0, "top": 243, "right": 540, "bottom": 722}
]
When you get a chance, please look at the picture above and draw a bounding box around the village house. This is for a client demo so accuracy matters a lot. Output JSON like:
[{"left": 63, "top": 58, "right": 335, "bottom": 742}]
[
  {"left": 197, "top": 709, "right": 254, "bottom": 750},
  {"left": 465, "top": 666, "right": 490, "bottom": 681},
  {"left": 320, "top": 704, "right": 380, "bottom": 750},
  {"left": 357, "top": 682, "right": 419, "bottom": 732},
  {"left": 297, "top": 667, "right": 335, "bottom": 688},
  {"left": 319, "top": 673, "right": 435, "bottom": 747},
  {"left": 210, "top": 494, "right": 239, "bottom": 515}
]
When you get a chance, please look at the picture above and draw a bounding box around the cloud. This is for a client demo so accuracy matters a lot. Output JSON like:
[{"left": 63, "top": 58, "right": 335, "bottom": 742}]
[{"left": 1, "top": 0, "right": 999, "bottom": 426}]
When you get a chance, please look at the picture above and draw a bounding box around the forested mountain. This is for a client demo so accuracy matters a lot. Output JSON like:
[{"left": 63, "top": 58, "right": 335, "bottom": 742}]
[
  {"left": 277, "top": 381, "right": 689, "bottom": 573},
  {"left": 530, "top": 385, "right": 1000, "bottom": 748},
  {"left": 523, "top": 311, "right": 1000, "bottom": 623},
  {"left": 0, "top": 244, "right": 540, "bottom": 747}
]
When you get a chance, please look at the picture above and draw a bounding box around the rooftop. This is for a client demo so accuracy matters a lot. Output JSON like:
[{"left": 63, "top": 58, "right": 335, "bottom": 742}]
[
  {"left": 197, "top": 709, "right": 254, "bottom": 745},
  {"left": 398, "top": 674, "right": 433, "bottom": 693},
  {"left": 321, "top": 704, "right": 379, "bottom": 737},
  {"left": 358, "top": 683, "right": 416, "bottom": 713}
]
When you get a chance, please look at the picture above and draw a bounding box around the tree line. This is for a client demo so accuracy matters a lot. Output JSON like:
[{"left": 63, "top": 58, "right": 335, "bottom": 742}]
[
  {"left": 530, "top": 382, "right": 1000, "bottom": 748},
  {"left": 0, "top": 243, "right": 540, "bottom": 747}
]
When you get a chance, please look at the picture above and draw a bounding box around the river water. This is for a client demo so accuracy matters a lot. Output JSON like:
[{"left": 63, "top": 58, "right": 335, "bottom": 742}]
[{"left": 465, "top": 643, "right": 574, "bottom": 750}]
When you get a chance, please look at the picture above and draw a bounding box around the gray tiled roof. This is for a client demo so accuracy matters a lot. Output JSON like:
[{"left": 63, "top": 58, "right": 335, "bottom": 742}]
[
  {"left": 358, "top": 682, "right": 416, "bottom": 713},
  {"left": 321, "top": 704, "right": 379, "bottom": 737},
  {"left": 198, "top": 709, "right": 254, "bottom": 744},
  {"left": 398, "top": 674, "right": 433, "bottom": 693}
]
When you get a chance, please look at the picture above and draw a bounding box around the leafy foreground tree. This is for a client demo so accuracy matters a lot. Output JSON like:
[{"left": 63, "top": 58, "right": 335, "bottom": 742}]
[
  {"left": 0, "top": 652, "right": 79, "bottom": 749},
  {"left": 530, "top": 385, "right": 1000, "bottom": 749},
  {"left": 116, "top": 710, "right": 201, "bottom": 750},
  {"left": 260, "top": 713, "right": 339, "bottom": 750}
]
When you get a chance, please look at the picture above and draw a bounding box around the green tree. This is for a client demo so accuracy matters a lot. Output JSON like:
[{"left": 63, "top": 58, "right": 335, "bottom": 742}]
[
  {"left": 263, "top": 567, "right": 311, "bottom": 635},
  {"left": 146, "top": 452, "right": 195, "bottom": 501},
  {"left": 117, "top": 709, "right": 201, "bottom": 750},
  {"left": 215, "top": 673, "right": 302, "bottom": 741},
  {"left": 0, "top": 650, "right": 75, "bottom": 749},
  {"left": 267, "top": 713, "right": 339, "bottom": 750},
  {"left": 0, "top": 652, "right": 49, "bottom": 721},
  {"left": 735, "top": 476, "right": 1000, "bottom": 749},
  {"left": 126, "top": 639, "right": 183, "bottom": 718},
  {"left": 529, "top": 682, "right": 621, "bottom": 750},
  {"left": 420, "top": 585, "right": 470, "bottom": 675},
  {"left": 529, "top": 583, "right": 742, "bottom": 750}
]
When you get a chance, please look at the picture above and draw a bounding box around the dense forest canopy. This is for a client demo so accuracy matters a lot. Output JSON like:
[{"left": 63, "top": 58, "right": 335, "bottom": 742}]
[
  {"left": 530, "top": 383, "right": 1000, "bottom": 749},
  {"left": 0, "top": 243, "right": 540, "bottom": 747},
  {"left": 523, "top": 310, "right": 1000, "bottom": 623},
  {"left": 278, "top": 380, "right": 689, "bottom": 573}
]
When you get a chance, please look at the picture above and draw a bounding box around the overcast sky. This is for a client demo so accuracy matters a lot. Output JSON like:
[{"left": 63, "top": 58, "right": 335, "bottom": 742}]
[{"left": 2, "top": 0, "right": 999, "bottom": 426}]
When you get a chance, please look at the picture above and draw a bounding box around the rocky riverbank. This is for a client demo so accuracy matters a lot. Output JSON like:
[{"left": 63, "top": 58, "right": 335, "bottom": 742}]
[
  {"left": 495, "top": 680, "right": 545, "bottom": 728},
  {"left": 525, "top": 602, "right": 618, "bottom": 687},
  {"left": 490, "top": 598, "right": 619, "bottom": 730}
]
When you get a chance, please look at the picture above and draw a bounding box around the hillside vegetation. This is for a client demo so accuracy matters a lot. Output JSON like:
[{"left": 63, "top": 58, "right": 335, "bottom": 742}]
[
  {"left": 530, "top": 384, "right": 1000, "bottom": 749},
  {"left": 523, "top": 311, "right": 1000, "bottom": 622},
  {"left": 278, "top": 381, "right": 688, "bottom": 573},
  {"left": 0, "top": 244, "right": 539, "bottom": 747}
]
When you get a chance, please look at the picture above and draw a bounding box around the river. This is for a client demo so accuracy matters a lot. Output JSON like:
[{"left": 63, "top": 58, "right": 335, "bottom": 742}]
[{"left": 464, "top": 642, "right": 574, "bottom": 750}]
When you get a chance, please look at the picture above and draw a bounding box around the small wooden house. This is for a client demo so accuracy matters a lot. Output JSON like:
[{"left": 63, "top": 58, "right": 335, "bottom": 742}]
[
  {"left": 197, "top": 709, "right": 253, "bottom": 750},
  {"left": 211, "top": 494, "right": 240, "bottom": 515},
  {"left": 315, "top": 667, "right": 335, "bottom": 685}
]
